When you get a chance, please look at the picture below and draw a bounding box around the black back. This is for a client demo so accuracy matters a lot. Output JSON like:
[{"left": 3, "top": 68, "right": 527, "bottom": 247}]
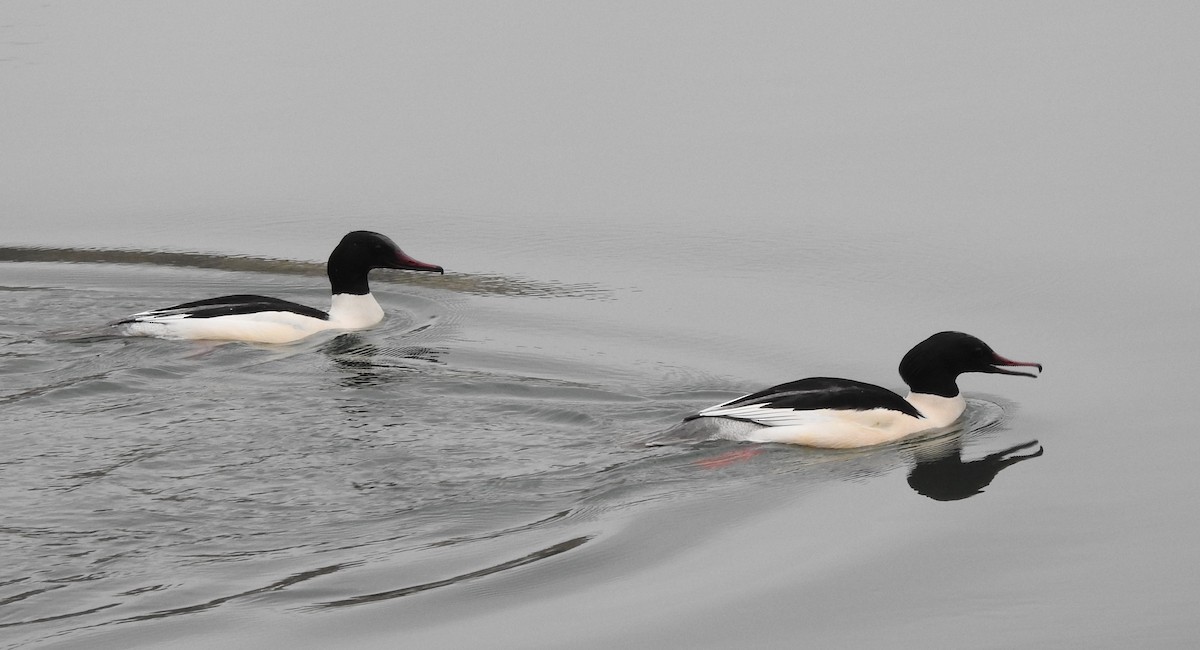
[
  {"left": 687, "top": 376, "right": 923, "bottom": 420},
  {"left": 119, "top": 295, "right": 329, "bottom": 322}
]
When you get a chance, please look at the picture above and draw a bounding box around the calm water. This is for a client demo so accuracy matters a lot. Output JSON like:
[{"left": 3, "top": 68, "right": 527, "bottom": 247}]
[{"left": 3, "top": 3, "right": 1200, "bottom": 648}]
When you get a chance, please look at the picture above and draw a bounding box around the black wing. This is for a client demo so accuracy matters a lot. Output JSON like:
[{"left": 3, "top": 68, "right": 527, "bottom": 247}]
[
  {"left": 121, "top": 294, "right": 329, "bottom": 322},
  {"left": 688, "top": 377, "right": 922, "bottom": 420}
]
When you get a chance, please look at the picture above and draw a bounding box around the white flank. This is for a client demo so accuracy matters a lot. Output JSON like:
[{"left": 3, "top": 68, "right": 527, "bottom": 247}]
[
  {"left": 120, "top": 293, "right": 386, "bottom": 344},
  {"left": 696, "top": 392, "right": 968, "bottom": 449}
]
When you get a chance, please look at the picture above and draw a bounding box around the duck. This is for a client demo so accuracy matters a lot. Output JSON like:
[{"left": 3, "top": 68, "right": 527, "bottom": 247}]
[
  {"left": 668, "top": 331, "right": 1041, "bottom": 448},
  {"left": 111, "top": 231, "right": 443, "bottom": 344}
]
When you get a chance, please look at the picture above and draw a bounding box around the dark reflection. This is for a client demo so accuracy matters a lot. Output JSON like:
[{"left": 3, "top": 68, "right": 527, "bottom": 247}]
[
  {"left": 321, "top": 333, "right": 447, "bottom": 387},
  {"left": 906, "top": 437, "right": 1043, "bottom": 501}
]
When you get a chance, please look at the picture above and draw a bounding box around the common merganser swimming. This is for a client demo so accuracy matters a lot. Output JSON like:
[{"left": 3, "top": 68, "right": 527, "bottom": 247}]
[
  {"left": 668, "top": 332, "right": 1041, "bottom": 448},
  {"left": 111, "top": 231, "right": 443, "bottom": 344}
]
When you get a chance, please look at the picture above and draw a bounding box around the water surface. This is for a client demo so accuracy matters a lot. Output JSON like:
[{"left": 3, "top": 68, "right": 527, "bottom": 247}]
[{"left": 3, "top": 2, "right": 1200, "bottom": 648}]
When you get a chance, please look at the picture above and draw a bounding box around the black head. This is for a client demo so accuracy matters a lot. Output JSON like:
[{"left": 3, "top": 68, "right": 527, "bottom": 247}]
[
  {"left": 327, "top": 230, "right": 443, "bottom": 295},
  {"left": 898, "top": 331, "right": 1042, "bottom": 397}
]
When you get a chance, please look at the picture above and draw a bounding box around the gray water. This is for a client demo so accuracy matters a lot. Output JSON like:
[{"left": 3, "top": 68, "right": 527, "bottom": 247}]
[{"left": 3, "top": 2, "right": 1199, "bottom": 648}]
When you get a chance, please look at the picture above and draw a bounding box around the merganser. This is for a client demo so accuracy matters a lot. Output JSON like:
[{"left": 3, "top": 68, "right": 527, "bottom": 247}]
[
  {"left": 670, "top": 331, "right": 1041, "bottom": 448},
  {"left": 111, "top": 231, "right": 443, "bottom": 344}
]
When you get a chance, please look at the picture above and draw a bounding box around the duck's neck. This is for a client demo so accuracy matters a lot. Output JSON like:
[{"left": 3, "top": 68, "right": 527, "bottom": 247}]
[
  {"left": 327, "top": 293, "right": 385, "bottom": 329},
  {"left": 327, "top": 249, "right": 372, "bottom": 295},
  {"left": 905, "top": 392, "right": 967, "bottom": 427}
]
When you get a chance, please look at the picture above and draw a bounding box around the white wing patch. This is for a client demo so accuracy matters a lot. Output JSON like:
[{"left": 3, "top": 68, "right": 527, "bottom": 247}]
[{"left": 696, "top": 402, "right": 838, "bottom": 428}]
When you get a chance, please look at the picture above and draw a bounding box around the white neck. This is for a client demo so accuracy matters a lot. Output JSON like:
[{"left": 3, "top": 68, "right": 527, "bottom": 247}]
[
  {"left": 327, "top": 293, "right": 385, "bottom": 329},
  {"left": 905, "top": 392, "right": 967, "bottom": 428}
]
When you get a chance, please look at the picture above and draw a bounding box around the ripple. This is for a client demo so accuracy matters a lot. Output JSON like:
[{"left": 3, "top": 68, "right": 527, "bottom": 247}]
[
  {"left": 0, "top": 264, "right": 1045, "bottom": 647},
  {"left": 317, "top": 536, "right": 590, "bottom": 609}
]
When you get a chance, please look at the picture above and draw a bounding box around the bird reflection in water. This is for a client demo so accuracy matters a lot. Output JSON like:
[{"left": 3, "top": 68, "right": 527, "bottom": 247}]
[
  {"left": 906, "top": 436, "right": 1043, "bottom": 501},
  {"left": 321, "top": 333, "right": 447, "bottom": 387},
  {"left": 670, "top": 423, "right": 1044, "bottom": 501}
]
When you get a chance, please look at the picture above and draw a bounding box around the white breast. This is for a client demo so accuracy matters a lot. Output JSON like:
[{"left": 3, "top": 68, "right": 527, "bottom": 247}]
[
  {"left": 903, "top": 392, "right": 967, "bottom": 428},
  {"left": 326, "top": 293, "right": 385, "bottom": 330}
]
